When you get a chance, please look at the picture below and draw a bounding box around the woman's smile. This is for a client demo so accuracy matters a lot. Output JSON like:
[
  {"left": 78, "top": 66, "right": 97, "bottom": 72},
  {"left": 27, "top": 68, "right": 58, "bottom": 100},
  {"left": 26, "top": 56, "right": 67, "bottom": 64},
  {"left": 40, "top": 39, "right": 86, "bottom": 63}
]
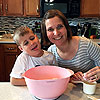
[{"left": 53, "top": 36, "right": 63, "bottom": 40}]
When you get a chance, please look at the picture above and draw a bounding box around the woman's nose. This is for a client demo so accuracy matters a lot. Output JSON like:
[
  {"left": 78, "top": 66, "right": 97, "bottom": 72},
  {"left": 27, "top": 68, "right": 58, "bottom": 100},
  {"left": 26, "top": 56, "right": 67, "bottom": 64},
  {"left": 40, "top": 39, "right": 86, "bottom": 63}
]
[{"left": 53, "top": 29, "right": 59, "bottom": 35}]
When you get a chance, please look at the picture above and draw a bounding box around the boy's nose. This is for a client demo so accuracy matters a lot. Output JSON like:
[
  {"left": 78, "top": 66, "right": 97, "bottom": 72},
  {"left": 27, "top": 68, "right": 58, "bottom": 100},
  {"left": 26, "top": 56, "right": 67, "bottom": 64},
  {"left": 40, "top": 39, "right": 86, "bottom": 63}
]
[{"left": 30, "top": 40, "right": 34, "bottom": 45}]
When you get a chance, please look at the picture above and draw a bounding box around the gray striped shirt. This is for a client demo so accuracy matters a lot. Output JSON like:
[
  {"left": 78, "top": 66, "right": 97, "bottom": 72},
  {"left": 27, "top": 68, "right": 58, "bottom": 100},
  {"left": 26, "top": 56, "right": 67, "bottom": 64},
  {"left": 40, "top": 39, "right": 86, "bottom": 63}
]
[{"left": 48, "top": 37, "right": 100, "bottom": 73}]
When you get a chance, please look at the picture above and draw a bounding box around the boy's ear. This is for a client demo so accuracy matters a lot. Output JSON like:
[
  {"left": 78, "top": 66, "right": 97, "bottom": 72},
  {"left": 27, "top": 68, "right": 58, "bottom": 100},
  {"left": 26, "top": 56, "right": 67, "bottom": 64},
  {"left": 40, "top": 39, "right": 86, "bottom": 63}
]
[{"left": 18, "top": 46, "right": 23, "bottom": 51}]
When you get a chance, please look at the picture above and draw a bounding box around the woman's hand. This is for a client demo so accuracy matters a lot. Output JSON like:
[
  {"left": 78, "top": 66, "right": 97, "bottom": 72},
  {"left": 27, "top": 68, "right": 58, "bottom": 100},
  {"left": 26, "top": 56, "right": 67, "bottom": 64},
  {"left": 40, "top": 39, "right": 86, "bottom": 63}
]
[
  {"left": 70, "top": 72, "right": 84, "bottom": 83},
  {"left": 84, "top": 66, "right": 100, "bottom": 82}
]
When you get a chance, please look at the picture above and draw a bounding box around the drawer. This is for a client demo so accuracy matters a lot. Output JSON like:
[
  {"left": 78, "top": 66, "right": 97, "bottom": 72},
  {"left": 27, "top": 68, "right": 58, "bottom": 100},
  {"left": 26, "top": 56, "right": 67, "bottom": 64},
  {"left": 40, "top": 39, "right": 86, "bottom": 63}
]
[{"left": 3, "top": 44, "right": 18, "bottom": 53}]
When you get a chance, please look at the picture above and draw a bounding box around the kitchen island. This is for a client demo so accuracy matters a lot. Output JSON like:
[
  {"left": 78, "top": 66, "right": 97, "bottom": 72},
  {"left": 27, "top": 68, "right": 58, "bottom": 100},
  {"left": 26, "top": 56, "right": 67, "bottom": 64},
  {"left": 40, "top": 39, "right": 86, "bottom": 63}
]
[{"left": 0, "top": 82, "right": 100, "bottom": 100}]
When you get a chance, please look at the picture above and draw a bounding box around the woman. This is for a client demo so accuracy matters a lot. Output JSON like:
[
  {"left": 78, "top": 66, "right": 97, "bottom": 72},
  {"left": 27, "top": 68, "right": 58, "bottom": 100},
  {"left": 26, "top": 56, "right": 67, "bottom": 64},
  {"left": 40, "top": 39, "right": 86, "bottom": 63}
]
[{"left": 41, "top": 9, "right": 100, "bottom": 82}]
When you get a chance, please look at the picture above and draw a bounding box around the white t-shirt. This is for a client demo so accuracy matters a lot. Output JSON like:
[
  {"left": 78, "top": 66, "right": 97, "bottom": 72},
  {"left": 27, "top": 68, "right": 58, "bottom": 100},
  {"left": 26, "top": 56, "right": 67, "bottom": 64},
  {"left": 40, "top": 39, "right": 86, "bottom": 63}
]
[{"left": 10, "top": 50, "right": 57, "bottom": 78}]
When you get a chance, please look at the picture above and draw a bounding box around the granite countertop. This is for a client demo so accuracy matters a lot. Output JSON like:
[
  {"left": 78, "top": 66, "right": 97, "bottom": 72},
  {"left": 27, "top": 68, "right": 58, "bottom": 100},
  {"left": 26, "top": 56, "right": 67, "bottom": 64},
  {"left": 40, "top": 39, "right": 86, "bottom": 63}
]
[
  {"left": 0, "top": 38, "right": 15, "bottom": 43},
  {"left": 0, "top": 34, "right": 15, "bottom": 43},
  {"left": 0, "top": 36, "right": 100, "bottom": 44},
  {"left": 0, "top": 38, "right": 41, "bottom": 43},
  {"left": 91, "top": 39, "right": 100, "bottom": 44},
  {"left": 0, "top": 82, "right": 100, "bottom": 100}
]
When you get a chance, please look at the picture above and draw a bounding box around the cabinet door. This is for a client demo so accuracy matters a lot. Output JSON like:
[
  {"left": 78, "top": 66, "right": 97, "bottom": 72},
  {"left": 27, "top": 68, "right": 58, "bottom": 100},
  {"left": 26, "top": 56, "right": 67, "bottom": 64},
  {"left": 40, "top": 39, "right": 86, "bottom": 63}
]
[
  {"left": 0, "top": 0, "right": 3, "bottom": 15},
  {"left": 0, "top": 44, "right": 5, "bottom": 81},
  {"left": 81, "top": 0, "right": 100, "bottom": 17},
  {"left": 4, "top": 53, "right": 17, "bottom": 81},
  {"left": 4, "top": 0, "right": 23, "bottom": 16},
  {"left": 0, "top": 43, "right": 21, "bottom": 82},
  {"left": 3, "top": 44, "right": 21, "bottom": 81},
  {"left": 24, "top": 0, "right": 40, "bottom": 17}
]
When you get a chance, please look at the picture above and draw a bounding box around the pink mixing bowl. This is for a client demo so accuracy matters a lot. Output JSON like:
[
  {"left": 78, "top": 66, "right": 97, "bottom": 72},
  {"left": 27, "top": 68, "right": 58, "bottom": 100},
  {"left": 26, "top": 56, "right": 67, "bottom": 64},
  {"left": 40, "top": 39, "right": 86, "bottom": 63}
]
[{"left": 23, "top": 66, "right": 74, "bottom": 100}]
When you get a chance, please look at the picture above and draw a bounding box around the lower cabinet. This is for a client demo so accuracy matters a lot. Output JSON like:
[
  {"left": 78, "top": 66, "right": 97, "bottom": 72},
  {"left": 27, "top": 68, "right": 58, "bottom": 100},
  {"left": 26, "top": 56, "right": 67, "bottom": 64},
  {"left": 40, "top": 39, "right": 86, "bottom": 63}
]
[{"left": 0, "top": 43, "right": 21, "bottom": 82}]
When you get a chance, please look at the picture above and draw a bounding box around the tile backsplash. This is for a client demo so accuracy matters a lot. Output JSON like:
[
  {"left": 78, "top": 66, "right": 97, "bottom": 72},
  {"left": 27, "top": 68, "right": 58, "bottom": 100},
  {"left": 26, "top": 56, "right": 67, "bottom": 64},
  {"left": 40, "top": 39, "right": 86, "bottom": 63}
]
[
  {"left": 0, "top": 16, "right": 100, "bottom": 39},
  {"left": 0, "top": 16, "right": 42, "bottom": 38}
]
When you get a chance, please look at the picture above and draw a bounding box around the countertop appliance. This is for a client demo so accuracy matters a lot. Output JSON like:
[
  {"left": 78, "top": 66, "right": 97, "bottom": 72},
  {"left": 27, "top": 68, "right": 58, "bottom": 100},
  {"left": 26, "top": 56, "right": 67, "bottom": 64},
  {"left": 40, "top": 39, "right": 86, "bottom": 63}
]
[{"left": 40, "top": 0, "right": 80, "bottom": 18}]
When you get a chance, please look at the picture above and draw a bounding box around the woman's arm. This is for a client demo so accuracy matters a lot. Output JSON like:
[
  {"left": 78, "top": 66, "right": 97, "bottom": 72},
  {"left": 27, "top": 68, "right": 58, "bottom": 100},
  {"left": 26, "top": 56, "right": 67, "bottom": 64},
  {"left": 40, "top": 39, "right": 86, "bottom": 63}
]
[
  {"left": 10, "top": 77, "right": 26, "bottom": 86},
  {"left": 86, "top": 40, "right": 100, "bottom": 82}
]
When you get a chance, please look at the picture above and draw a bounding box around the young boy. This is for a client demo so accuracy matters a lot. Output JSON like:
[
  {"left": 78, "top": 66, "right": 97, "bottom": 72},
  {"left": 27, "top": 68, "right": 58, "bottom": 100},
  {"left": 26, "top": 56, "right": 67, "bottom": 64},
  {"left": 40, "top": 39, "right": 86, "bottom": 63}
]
[{"left": 10, "top": 26, "right": 57, "bottom": 86}]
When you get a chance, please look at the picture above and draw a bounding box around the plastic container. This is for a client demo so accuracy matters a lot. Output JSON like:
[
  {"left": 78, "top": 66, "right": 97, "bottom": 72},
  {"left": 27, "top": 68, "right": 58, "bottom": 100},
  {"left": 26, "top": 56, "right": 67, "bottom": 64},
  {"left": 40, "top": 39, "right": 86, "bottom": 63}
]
[
  {"left": 23, "top": 66, "right": 74, "bottom": 100},
  {"left": 83, "top": 81, "right": 97, "bottom": 94}
]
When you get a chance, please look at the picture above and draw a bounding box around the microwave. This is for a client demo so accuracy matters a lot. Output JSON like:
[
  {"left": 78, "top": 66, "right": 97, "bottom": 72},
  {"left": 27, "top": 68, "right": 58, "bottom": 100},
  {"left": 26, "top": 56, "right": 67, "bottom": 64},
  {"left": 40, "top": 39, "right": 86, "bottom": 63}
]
[{"left": 40, "top": 0, "right": 80, "bottom": 18}]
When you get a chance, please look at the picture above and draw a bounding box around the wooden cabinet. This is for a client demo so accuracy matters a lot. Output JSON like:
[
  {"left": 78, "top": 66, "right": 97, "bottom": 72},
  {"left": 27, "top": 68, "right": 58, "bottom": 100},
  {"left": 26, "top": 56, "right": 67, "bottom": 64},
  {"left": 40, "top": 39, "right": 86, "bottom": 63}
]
[
  {"left": 24, "top": 0, "right": 40, "bottom": 17},
  {"left": 0, "top": 0, "right": 23, "bottom": 16},
  {"left": 0, "top": 0, "right": 3, "bottom": 15},
  {"left": 4, "top": 0, "right": 23, "bottom": 16},
  {"left": 0, "top": 43, "right": 21, "bottom": 82},
  {"left": 0, "top": 44, "right": 5, "bottom": 81},
  {"left": 80, "top": 0, "right": 100, "bottom": 17},
  {"left": 0, "top": 0, "right": 40, "bottom": 17}
]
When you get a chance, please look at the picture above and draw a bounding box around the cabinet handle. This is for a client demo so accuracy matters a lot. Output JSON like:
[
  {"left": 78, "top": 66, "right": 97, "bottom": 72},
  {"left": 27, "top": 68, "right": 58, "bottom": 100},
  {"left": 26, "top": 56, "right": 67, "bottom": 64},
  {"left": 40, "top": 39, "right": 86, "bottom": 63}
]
[
  {"left": 6, "top": 4, "right": 8, "bottom": 13},
  {"left": 6, "top": 47, "right": 16, "bottom": 50},
  {"left": 36, "top": 5, "right": 39, "bottom": 14},
  {"left": 0, "top": 4, "right": 2, "bottom": 14}
]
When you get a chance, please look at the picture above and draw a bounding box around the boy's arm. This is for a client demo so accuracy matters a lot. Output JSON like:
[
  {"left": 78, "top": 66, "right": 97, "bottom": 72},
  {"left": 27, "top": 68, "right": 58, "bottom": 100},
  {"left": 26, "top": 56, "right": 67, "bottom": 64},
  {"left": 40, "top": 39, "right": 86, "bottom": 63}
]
[{"left": 10, "top": 77, "right": 26, "bottom": 86}]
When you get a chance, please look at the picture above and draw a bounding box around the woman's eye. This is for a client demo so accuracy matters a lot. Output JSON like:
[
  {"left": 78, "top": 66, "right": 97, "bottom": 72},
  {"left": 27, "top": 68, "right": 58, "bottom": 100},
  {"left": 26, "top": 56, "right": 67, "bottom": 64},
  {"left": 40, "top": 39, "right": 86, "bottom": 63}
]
[
  {"left": 47, "top": 28, "right": 54, "bottom": 32},
  {"left": 56, "top": 24, "right": 64, "bottom": 30}
]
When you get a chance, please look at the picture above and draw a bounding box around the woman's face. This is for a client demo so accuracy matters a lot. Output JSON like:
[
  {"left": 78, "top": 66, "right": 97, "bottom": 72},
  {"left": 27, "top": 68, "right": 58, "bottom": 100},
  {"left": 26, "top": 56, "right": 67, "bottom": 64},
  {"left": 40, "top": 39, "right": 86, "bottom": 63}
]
[
  {"left": 45, "top": 16, "right": 67, "bottom": 46},
  {"left": 18, "top": 29, "right": 42, "bottom": 57}
]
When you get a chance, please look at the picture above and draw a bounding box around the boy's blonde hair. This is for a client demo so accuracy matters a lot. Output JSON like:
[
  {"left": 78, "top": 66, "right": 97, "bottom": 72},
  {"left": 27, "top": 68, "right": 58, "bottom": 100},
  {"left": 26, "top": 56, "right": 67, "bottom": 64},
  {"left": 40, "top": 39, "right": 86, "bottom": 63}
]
[{"left": 13, "top": 26, "right": 31, "bottom": 46}]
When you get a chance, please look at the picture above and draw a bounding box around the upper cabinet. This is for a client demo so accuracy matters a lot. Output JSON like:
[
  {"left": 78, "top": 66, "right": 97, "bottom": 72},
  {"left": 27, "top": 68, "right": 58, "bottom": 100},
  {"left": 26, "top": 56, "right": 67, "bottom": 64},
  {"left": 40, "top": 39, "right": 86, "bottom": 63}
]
[
  {"left": 0, "top": 0, "right": 40, "bottom": 17},
  {"left": 0, "top": 0, "right": 3, "bottom": 15},
  {"left": 0, "top": 0, "right": 23, "bottom": 16},
  {"left": 80, "top": 0, "right": 100, "bottom": 17},
  {"left": 24, "top": 0, "right": 40, "bottom": 17},
  {"left": 4, "top": 0, "right": 23, "bottom": 16}
]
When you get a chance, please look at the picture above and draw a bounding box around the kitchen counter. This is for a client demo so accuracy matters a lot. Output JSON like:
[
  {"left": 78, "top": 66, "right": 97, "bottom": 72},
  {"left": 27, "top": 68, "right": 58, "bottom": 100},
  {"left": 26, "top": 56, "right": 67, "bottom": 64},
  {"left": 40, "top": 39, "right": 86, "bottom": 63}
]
[
  {"left": 0, "top": 38, "right": 15, "bottom": 43},
  {"left": 91, "top": 39, "right": 100, "bottom": 45},
  {"left": 0, "top": 82, "right": 100, "bottom": 100},
  {"left": 0, "top": 38, "right": 41, "bottom": 43},
  {"left": 0, "top": 34, "right": 15, "bottom": 43},
  {"left": 0, "top": 36, "right": 100, "bottom": 44}
]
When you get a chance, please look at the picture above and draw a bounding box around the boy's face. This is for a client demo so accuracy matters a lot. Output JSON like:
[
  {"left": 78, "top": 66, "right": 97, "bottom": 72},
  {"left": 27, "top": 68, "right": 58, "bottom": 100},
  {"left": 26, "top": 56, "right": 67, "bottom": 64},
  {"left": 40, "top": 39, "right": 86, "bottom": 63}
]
[{"left": 18, "top": 30, "right": 42, "bottom": 57}]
